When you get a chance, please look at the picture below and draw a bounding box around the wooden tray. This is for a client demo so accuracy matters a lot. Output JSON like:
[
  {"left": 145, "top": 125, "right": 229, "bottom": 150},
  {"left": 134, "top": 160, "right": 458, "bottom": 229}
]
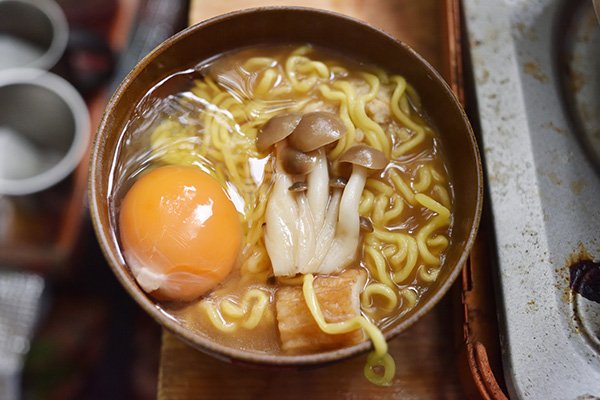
[{"left": 158, "top": 1, "right": 506, "bottom": 398}]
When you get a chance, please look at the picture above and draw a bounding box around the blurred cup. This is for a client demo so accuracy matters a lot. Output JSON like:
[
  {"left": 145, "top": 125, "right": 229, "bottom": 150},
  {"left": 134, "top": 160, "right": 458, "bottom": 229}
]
[
  {"left": 0, "top": 69, "right": 89, "bottom": 195},
  {"left": 0, "top": 0, "right": 68, "bottom": 71}
]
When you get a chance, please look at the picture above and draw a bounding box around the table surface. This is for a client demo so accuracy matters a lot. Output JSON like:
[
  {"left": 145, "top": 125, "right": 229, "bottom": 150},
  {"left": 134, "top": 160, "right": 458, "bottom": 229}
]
[{"left": 158, "top": 1, "right": 468, "bottom": 398}]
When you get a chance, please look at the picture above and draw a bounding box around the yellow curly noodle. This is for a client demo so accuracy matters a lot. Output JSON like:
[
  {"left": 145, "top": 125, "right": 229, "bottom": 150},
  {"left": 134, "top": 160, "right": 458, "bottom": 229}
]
[
  {"left": 390, "top": 75, "right": 430, "bottom": 158},
  {"left": 146, "top": 46, "right": 452, "bottom": 383},
  {"left": 284, "top": 46, "right": 329, "bottom": 93},
  {"left": 398, "top": 287, "right": 418, "bottom": 311},
  {"left": 150, "top": 120, "right": 205, "bottom": 168},
  {"left": 358, "top": 167, "right": 451, "bottom": 316},
  {"left": 355, "top": 70, "right": 452, "bottom": 323},
  {"left": 199, "top": 288, "right": 272, "bottom": 333},
  {"left": 414, "top": 193, "right": 451, "bottom": 266},
  {"left": 360, "top": 283, "right": 398, "bottom": 314},
  {"left": 388, "top": 168, "right": 416, "bottom": 206},
  {"left": 413, "top": 164, "right": 433, "bottom": 193},
  {"left": 317, "top": 85, "right": 355, "bottom": 159},
  {"left": 303, "top": 274, "right": 395, "bottom": 387}
]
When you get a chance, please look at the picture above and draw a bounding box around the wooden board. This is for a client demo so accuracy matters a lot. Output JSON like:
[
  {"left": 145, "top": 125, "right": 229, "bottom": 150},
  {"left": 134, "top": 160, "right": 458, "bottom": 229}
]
[
  {"left": 159, "top": 1, "right": 468, "bottom": 398},
  {"left": 189, "top": 0, "right": 447, "bottom": 77},
  {"left": 159, "top": 296, "right": 464, "bottom": 399}
]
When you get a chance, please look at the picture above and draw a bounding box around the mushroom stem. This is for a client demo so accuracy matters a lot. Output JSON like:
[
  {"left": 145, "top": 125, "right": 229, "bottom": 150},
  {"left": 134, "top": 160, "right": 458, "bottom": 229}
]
[
  {"left": 300, "top": 186, "right": 342, "bottom": 274},
  {"left": 318, "top": 165, "right": 367, "bottom": 274},
  {"left": 264, "top": 144, "right": 300, "bottom": 276},
  {"left": 295, "top": 191, "right": 316, "bottom": 270},
  {"left": 307, "top": 148, "right": 328, "bottom": 227}
]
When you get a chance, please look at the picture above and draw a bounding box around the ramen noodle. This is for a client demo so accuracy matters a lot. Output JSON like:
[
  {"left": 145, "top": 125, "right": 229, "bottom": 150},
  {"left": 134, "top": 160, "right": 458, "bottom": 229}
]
[{"left": 108, "top": 45, "right": 453, "bottom": 386}]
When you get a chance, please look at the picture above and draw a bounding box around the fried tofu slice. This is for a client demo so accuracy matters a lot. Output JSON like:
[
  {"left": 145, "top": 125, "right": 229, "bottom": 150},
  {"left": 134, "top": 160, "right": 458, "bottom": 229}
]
[{"left": 275, "top": 269, "right": 367, "bottom": 354}]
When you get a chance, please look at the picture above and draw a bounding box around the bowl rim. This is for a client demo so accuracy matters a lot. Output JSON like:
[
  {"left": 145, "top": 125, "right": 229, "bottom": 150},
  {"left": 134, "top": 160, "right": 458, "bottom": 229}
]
[{"left": 89, "top": 5, "right": 483, "bottom": 366}]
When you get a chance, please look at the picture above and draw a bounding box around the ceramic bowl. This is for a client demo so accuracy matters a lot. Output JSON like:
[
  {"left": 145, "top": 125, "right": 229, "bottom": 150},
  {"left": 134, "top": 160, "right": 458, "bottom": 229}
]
[{"left": 89, "top": 7, "right": 483, "bottom": 366}]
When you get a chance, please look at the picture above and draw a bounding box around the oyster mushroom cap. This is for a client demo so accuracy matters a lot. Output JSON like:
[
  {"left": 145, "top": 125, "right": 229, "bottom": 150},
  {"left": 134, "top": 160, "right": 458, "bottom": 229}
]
[
  {"left": 338, "top": 144, "right": 388, "bottom": 172},
  {"left": 256, "top": 112, "right": 302, "bottom": 152},
  {"left": 288, "top": 111, "right": 346, "bottom": 152}
]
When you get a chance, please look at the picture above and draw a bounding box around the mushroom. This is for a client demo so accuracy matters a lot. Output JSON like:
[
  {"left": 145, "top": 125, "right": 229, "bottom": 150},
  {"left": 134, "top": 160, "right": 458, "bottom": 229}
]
[
  {"left": 279, "top": 145, "right": 317, "bottom": 175},
  {"left": 264, "top": 165, "right": 300, "bottom": 277},
  {"left": 256, "top": 112, "right": 302, "bottom": 152},
  {"left": 360, "top": 216, "right": 374, "bottom": 233},
  {"left": 295, "top": 190, "right": 317, "bottom": 271},
  {"left": 263, "top": 111, "right": 349, "bottom": 277},
  {"left": 297, "top": 113, "right": 346, "bottom": 232},
  {"left": 294, "top": 148, "right": 343, "bottom": 274},
  {"left": 338, "top": 144, "right": 388, "bottom": 171},
  {"left": 330, "top": 177, "right": 348, "bottom": 189},
  {"left": 288, "top": 181, "right": 308, "bottom": 192},
  {"left": 306, "top": 148, "right": 329, "bottom": 227},
  {"left": 299, "top": 181, "right": 342, "bottom": 274},
  {"left": 266, "top": 147, "right": 318, "bottom": 275},
  {"left": 318, "top": 144, "right": 388, "bottom": 274},
  {"left": 288, "top": 112, "right": 346, "bottom": 152}
]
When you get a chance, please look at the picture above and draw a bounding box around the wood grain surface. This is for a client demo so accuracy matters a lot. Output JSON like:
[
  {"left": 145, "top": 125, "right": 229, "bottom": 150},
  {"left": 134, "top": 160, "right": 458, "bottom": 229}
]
[
  {"left": 188, "top": 0, "right": 444, "bottom": 73},
  {"left": 158, "top": 1, "right": 467, "bottom": 398}
]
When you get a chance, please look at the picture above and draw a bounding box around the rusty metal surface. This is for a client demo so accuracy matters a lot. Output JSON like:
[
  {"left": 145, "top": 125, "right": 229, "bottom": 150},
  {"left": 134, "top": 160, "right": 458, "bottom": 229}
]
[
  {"left": 463, "top": 0, "right": 600, "bottom": 399},
  {"left": 556, "top": 1, "right": 600, "bottom": 174}
]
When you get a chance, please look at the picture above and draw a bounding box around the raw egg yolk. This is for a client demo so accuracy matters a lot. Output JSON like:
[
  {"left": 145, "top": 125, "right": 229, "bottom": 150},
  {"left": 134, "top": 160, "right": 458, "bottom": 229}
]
[{"left": 119, "top": 165, "right": 242, "bottom": 302}]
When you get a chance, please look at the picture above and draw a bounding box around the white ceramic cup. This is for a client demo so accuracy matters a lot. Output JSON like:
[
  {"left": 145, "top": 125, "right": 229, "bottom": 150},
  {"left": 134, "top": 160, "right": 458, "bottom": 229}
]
[
  {"left": 0, "top": 0, "right": 69, "bottom": 71},
  {"left": 0, "top": 69, "right": 89, "bottom": 195}
]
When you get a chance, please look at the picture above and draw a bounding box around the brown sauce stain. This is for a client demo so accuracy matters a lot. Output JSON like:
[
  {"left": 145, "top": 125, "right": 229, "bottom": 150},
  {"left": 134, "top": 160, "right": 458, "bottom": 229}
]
[
  {"left": 523, "top": 62, "right": 548, "bottom": 83},
  {"left": 570, "top": 179, "right": 585, "bottom": 195},
  {"left": 513, "top": 21, "right": 538, "bottom": 41},
  {"left": 526, "top": 299, "right": 539, "bottom": 312},
  {"left": 477, "top": 68, "right": 490, "bottom": 84},
  {"left": 547, "top": 172, "right": 562, "bottom": 186},
  {"left": 568, "top": 70, "right": 586, "bottom": 94},
  {"left": 544, "top": 122, "right": 566, "bottom": 136}
]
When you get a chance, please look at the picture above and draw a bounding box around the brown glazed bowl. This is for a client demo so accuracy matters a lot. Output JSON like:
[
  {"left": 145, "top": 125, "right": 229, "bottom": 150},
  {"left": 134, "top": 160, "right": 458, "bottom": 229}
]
[{"left": 89, "top": 7, "right": 483, "bottom": 366}]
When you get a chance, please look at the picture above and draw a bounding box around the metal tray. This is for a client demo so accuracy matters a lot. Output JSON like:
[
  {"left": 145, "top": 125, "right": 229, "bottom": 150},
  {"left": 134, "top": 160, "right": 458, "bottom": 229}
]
[{"left": 463, "top": 0, "right": 600, "bottom": 398}]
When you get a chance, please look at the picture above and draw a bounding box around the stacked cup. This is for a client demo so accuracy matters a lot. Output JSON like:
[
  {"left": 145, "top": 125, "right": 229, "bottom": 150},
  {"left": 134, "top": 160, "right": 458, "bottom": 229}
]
[{"left": 0, "top": 0, "right": 89, "bottom": 195}]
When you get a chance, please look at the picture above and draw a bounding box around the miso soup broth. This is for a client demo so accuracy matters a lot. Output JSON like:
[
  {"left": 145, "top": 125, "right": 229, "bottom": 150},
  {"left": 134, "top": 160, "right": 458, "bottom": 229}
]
[{"left": 108, "top": 44, "right": 454, "bottom": 384}]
